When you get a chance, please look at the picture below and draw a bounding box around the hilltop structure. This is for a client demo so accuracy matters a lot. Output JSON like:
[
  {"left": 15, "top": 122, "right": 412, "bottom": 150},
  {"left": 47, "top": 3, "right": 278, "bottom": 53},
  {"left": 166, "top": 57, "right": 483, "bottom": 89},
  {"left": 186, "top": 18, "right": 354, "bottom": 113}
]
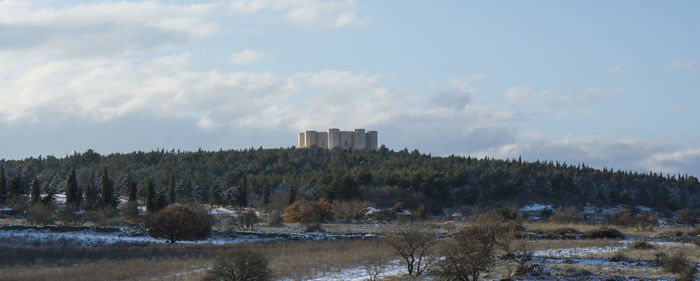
[{"left": 298, "top": 128, "right": 378, "bottom": 150}]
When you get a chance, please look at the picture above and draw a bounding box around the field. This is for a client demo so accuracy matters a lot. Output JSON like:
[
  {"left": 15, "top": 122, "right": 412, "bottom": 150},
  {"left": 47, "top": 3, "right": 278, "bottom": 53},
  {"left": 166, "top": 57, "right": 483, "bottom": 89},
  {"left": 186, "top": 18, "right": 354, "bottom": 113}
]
[{"left": 1, "top": 208, "right": 699, "bottom": 281}]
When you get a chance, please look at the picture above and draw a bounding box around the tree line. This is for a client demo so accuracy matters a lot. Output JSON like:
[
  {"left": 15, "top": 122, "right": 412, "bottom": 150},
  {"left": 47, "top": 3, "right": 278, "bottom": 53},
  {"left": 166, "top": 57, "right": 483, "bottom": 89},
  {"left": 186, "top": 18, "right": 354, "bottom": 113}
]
[{"left": 1, "top": 146, "right": 698, "bottom": 213}]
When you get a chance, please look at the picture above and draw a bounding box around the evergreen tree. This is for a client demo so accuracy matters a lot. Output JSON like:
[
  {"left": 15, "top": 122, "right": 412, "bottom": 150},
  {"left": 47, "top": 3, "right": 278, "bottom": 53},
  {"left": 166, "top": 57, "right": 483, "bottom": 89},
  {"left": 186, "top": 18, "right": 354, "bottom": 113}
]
[
  {"left": 145, "top": 180, "right": 157, "bottom": 214},
  {"left": 261, "top": 184, "right": 271, "bottom": 206},
  {"left": 167, "top": 176, "right": 176, "bottom": 204},
  {"left": 30, "top": 177, "right": 40, "bottom": 205},
  {"left": 100, "top": 168, "right": 117, "bottom": 207},
  {"left": 288, "top": 185, "right": 297, "bottom": 205},
  {"left": 7, "top": 175, "right": 22, "bottom": 203},
  {"left": 128, "top": 180, "right": 137, "bottom": 202},
  {"left": 209, "top": 184, "right": 222, "bottom": 206},
  {"left": 177, "top": 177, "right": 193, "bottom": 203},
  {"left": 236, "top": 176, "right": 248, "bottom": 208},
  {"left": 0, "top": 166, "right": 6, "bottom": 204},
  {"left": 65, "top": 169, "right": 80, "bottom": 209}
]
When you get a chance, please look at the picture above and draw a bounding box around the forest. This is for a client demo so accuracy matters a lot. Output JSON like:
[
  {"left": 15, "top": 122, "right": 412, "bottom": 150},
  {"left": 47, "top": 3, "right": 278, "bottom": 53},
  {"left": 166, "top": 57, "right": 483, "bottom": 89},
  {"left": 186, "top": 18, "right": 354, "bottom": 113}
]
[{"left": 1, "top": 146, "right": 698, "bottom": 214}]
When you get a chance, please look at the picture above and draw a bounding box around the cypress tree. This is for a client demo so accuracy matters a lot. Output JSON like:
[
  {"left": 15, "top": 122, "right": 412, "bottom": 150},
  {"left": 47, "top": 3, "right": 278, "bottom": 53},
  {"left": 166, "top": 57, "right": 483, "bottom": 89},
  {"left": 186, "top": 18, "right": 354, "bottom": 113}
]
[
  {"left": 65, "top": 169, "right": 79, "bottom": 209},
  {"left": 236, "top": 176, "right": 248, "bottom": 207},
  {"left": 288, "top": 185, "right": 296, "bottom": 205},
  {"left": 145, "top": 180, "right": 157, "bottom": 214},
  {"left": 100, "top": 168, "right": 116, "bottom": 207},
  {"left": 209, "top": 184, "right": 221, "bottom": 206},
  {"left": 167, "top": 176, "right": 176, "bottom": 204},
  {"left": 7, "top": 175, "right": 22, "bottom": 203},
  {"left": 128, "top": 180, "right": 137, "bottom": 202},
  {"left": 0, "top": 166, "right": 6, "bottom": 204},
  {"left": 30, "top": 177, "right": 40, "bottom": 205},
  {"left": 261, "top": 184, "right": 270, "bottom": 206}
]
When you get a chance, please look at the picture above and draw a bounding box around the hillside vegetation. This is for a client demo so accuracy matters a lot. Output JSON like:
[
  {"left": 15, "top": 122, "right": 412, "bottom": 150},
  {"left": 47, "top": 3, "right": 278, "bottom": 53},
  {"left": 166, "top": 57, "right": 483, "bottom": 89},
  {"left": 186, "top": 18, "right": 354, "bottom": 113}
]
[{"left": 1, "top": 146, "right": 698, "bottom": 213}]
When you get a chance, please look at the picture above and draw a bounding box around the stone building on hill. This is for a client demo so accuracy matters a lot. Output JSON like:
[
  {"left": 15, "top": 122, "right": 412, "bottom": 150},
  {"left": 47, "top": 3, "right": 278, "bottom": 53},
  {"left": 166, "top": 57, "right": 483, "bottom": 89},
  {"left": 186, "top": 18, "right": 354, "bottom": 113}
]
[{"left": 298, "top": 128, "right": 378, "bottom": 150}]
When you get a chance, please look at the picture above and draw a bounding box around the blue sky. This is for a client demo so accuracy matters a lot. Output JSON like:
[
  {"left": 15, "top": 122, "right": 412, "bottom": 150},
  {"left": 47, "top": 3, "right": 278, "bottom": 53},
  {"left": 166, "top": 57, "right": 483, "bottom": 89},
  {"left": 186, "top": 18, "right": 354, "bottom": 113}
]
[{"left": 0, "top": 0, "right": 699, "bottom": 175}]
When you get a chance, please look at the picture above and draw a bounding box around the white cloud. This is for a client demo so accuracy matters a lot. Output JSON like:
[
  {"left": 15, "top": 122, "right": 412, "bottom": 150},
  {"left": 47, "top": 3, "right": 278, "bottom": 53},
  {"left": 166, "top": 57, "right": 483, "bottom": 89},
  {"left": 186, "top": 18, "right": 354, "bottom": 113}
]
[
  {"left": 229, "top": 49, "right": 271, "bottom": 65},
  {"left": 665, "top": 59, "right": 696, "bottom": 71},
  {"left": 229, "top": 0, "right": 367, "bottom": 28},
  {"left": 0, "top": 0, "right": 219, "bottom": 60},
  {"left": 558, "top": 86, "right": 623, "bottom": 105},
  {"left": 604, "top": 65, "right": 624, "bottom": 76},
  {"left": 503, "top": 85, "right": 553, "bottom": 107}
]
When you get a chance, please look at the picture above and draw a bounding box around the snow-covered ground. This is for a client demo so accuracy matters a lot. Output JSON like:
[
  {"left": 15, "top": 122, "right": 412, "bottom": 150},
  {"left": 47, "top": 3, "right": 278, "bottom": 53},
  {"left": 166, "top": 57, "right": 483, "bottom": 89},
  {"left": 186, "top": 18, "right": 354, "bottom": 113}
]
[
  {"left": 281, "top": 260, "right": 407, "bottom": 281},
  {"left": 532, "top": 245, "right": 626, "bottom": 258},
  {"left": 519, "top": 203, "right": 552, "bottom": 212},
  {"left": 0, "top": 225, "right": 377, "bottom": 247}
]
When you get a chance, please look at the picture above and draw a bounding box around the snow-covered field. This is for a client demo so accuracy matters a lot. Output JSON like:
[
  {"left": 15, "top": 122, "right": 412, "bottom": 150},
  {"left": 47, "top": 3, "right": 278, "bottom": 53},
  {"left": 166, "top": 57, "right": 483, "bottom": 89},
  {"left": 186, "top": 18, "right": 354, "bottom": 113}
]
[{"left": 0, "top": 224, "right": 377, "bottom": 246}]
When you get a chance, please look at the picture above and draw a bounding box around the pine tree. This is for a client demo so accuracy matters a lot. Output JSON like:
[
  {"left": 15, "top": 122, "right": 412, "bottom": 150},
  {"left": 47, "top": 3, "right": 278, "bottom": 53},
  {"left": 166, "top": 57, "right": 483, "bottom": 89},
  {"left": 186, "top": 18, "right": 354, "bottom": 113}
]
[
  {"left": 65, "top": 169, "right": 79, "bottom": 209},
  {"left": 7, "top": 175, "right": 22, "bottom": 203},
  {"left": 167, "top": 176, "right": 176, "bottom": 204},
  {"left": 128, "top": 180, "right": 137, "bottom": 202},
  {"left": 261, "top": 185, "right": 271, "bottom": 206},
  {"left": 236, "top": 176, "right": 248, "bottom": 208},
  {"left": 145, "top": 180, "right": 157, "bottom": 214},
  {"left": 288, "top": 185, "right": 297, "bottom": 205},
  {"left": 100, "top": 168, "right": 118, "bottom": 207},
  {"left": 177, "top": 177, "right": 192, "bottom": 203},
  {"left": 209, "top": 184, "right": 221, "bottom": 206},
  {"left": 0, "top": 166, "right": 6, "bottom": 204},
  {"left": 30, "top": 177, "right": 40, "bottom": 205}
]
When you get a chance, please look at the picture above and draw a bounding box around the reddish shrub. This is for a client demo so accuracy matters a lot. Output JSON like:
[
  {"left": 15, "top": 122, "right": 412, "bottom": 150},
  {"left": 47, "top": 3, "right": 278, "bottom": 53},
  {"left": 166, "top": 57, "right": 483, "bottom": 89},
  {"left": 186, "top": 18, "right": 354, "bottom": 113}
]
[{"left": 284, "top": 200, "right": 334, "bottom": 223}]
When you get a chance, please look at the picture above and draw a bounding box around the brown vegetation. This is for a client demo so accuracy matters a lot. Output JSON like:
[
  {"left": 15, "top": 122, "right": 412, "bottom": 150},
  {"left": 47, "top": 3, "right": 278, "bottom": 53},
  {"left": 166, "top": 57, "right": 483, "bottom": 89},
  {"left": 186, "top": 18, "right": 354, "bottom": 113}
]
[{"left": 147, "top": 204, "right": 215, "bottom": 243}]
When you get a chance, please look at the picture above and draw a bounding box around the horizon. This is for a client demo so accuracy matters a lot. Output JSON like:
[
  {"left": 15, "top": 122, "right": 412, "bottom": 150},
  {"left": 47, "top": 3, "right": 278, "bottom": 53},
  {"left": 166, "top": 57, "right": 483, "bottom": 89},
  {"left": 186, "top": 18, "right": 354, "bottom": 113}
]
[{"left": 1, "top": 0, "right": 699, "bottom": 176}]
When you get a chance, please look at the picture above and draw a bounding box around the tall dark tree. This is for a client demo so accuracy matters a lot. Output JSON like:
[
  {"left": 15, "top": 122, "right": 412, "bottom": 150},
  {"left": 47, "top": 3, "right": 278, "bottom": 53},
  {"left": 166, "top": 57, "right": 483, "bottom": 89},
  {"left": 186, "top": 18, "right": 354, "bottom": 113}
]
[
  {"left": 177, "top": 177, "right": 193, "bottom": 203},
  {"left": 167, "top": 176, "right": 176, "bottom": 204},
  {"left": 261, "top": 184, "right": 271, "bottom": 206},
  {"left": 65, "top": 169, "right": 80, "bottom": 209},
  {"left": 30, "top": 177, "right": 40, "bottom": 205},
  {"left": 7, "top": 175, "right": 23, "bottom": 203},
  {"left": 235, "top": 176, "right": 248, "bottom": 208},
  {"left": 288, "top": 185, "right": 297, "bottom": 205},
  {"left": 100, "top": 168, "right": 117, "bottom": 207},
  {"left": 145, "top": 180, "right": 157, "bottom": 214},
  {"left": 128, "top": 180, "right": 138, "bottom": 202},
  {"left": 0, "top": 166, "right": 6, "bottom": 204},
  {"left": 209, "top": 184, "right": 222, "bottom": 206}
]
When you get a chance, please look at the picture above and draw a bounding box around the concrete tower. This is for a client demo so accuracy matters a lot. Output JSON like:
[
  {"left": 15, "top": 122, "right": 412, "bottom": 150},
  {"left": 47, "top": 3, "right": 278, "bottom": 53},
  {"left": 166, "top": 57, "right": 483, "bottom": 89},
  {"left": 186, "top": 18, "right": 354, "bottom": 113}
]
[
  {"left": 352, "top": 129, "right": 366, "bottom": 150},
  {"left": 366, "top": 131, "right": 378, "bottom": 150},
  {"left": 328, "top": 128, "right": 340, "bottom": 149}
]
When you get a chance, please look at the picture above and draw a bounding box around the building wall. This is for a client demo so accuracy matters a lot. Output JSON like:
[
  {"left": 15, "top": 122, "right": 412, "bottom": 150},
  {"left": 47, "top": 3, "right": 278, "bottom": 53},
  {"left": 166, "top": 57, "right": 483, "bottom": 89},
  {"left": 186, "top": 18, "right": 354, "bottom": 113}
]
[
  {"left": 340, "top": 131, "right": 353, "bottom": 149},
  {"left": 304, "top": 130, "right": 318, "bottom": 147},
  {"left": 352, "top": 129, "right": 366, "bottom": 150},
  {"left": 298, "top": 133, "right": 305, "bottom": 147},
  {"left": 316, "top": 132, "right": 328, "bottom": 148},
  {"left": 328, "top": 128, "right": 340, "bottom": 148},
  {"left": 299, "top": 128, "right": 377, "bottom": 150},
  {"left": 366, "top": 131, "right": 378, "bottom": 150}
]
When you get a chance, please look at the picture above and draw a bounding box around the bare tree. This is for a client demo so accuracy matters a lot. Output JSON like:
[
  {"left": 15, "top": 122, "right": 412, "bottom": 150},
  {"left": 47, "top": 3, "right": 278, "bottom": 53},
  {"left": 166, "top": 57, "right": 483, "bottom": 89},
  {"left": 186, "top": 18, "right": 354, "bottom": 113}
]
[
  {"left": 204, "top": 250, "right": 272, "bottom": 281},
  {"left": 385, "top": 223, "right": 436, "bottom": 276},
  {"left": 361, "top": 257, "right": 388, "bottom": 281}
]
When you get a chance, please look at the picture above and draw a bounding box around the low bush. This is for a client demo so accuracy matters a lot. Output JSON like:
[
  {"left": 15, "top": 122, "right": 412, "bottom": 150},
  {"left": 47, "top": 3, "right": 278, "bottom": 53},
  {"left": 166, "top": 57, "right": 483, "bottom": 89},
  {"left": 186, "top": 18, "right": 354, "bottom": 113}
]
[
  {"left": 57, "top": 208, "right": 86, "bottom": 226},
  {"left": 230, "top": 210, "right": 259, "bottom": 231},
  {"left": 284, "top": 200, "right": 333, "bottom": 224},
  {"left": 631, "top": 240, "right": 655, "bottom": 250},
  {"left": 203, "top": 250, "right": 272, "bottom": 281},
  {"left": 147, "top": 204, "right": 215, "bottom": 243},
  {"left": 540, "top": 228, "right": 582, "bottom": 239},
  {"left": 26, "top": 203, "right": 54, "bottom": 225},
  {"left": 267, "top": 210, "right": 283, "bottom": 227},
  {"left": 549, "top": 207, "right": 580, "bottom": 223},
  {"left": 583, "top": 227, "right": 624, "bottom": 239}
]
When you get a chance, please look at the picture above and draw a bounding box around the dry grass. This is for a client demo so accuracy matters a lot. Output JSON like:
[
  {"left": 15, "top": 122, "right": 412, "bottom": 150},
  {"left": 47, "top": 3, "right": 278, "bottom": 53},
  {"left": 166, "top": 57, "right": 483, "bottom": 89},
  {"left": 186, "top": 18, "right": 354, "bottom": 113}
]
[{"left": 0, "top": 239, "right": 395, "bottom": 281}]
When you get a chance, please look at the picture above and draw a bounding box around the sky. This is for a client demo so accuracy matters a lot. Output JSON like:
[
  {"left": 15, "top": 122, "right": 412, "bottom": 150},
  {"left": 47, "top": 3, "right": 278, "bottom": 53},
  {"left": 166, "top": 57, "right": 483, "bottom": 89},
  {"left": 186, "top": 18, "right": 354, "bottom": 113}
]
[{"left": 0, "top": 0, "right": 699, "bottom": 176}]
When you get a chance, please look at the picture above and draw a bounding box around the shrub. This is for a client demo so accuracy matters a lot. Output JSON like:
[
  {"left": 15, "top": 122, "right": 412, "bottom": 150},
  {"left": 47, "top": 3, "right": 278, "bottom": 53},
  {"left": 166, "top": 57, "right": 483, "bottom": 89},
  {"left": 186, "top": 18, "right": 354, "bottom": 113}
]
[
  {"left": 121, "top": 201, "right": 140, "bottom": 222},
  {"left": 332, "top": 200, "right": 374, "bottom": 223},
  {"left": 361, "top": 257, "right": 389, "bottom": 281},
  {"left": 676, "top": 208, "right": 697, "bottom": 226},
  {"left": 284, "top": 200, "right": 333, "bottom": 224},
  {"left": 583, "top": 227, "right": 624, "bottom": 239},
  {"left": 433, "top": 227, "right": 496, "bottom": 281},
  {"left": 230, "top": 210, "right": 259, "bottom": 231},
  {"left": 86, "top": 206, "right": 119, "bottom": 225},
  {"left": 631, "top": 240, "right": 655, "bottom": 249},
  {"left": 147, "top": 204, "right": 214, "bottom": 243},
  {"left": 549, "top": 206, "right": 580, "bottom": 223},
  {"left": 57, "top": 208, "right": 86, "bottom": 226},
  {"left": 26, "top": 203, "right": 54, "bottom": 225},
  {"left": 663, "top": 251, "right": 690, "bottom": 274},
  {"left": 267, "top": 210, "right": 283, "bottom": 227},
  {"left": 203, "top": 250, "right": 272, "bottom": 281}
]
